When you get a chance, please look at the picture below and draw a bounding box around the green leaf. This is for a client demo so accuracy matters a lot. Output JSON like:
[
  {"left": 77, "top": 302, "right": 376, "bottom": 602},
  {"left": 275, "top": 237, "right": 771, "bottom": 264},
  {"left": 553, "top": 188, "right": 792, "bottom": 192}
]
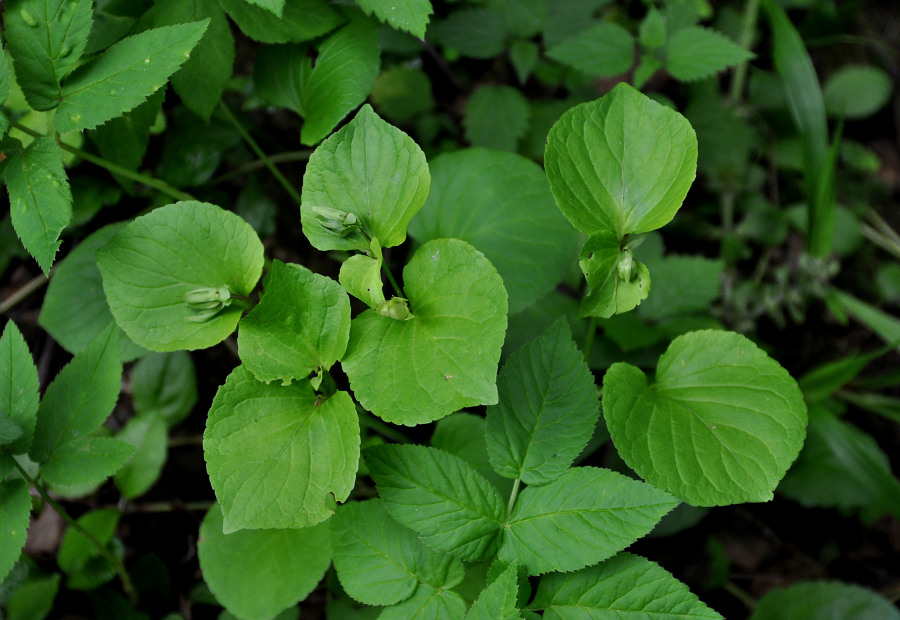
[
  {"left": 332, "top": 499, "right": 464, "bottom": 606},
  {"left": 238, "top": 261, "right": 351, "bottom": 385},
  {"left": 156, "top": 109, "right": 240, "bottom": 188},
  {"left": 830, "top": 290, "right": 900, "bottom": 350},
  {"left": 220, "top": 0, "right": 344, "bottom": 44},
  {"left": 244, "top": 0, "right": 284, "bottom": 16},
  {"left": 30, "top": 325, "right": 122, "bottom": 463},
  {"left": 204, "top": 366, "right": 359, "bottom": 532},
  {"left": 254, "top": 14, "right": 380, "bottom": 146},
  {"left": 199, "top": 503, "right": 331, "bottom": 620},
  {"left": 485, "top": 320, "right": 599, "bottom": 485},
  {"left": 638, "top": 254, "right": 724, "bottom": 322},
  {"left": 131, "top": 351, "right": 198, "bottom": 427},
  {"left": 545, "top": 83, "right": 698, "bottom": 238},
  {"left": 0, "top": 480, "right": 30, "bottom": 583},
  {"left": 57, "top": 508, "right": 120, "bottom": 590},
  {"left": 665, "top": 26, "right": 754, "bottom": 82},
  {"left": 365, "top": 444, "right": 506, "bottom": 562},
  {"left": 342, "top": 239, "right": 508, "bottom": 426},
  {"left": 603, "top": 330, "right": 807, "bottom": 506},
  {"left": 0, "top": 321, "right": 39, "bottom": 455},
  {"left": 546, "top": 21, "right": 635, "bottom": 77},
  {"left": 300, "top": 105, "right": 429, "bottom": 251},
  {"left": 40, "top": 437, "right": 135, "bottom": 488},
  {"left": 4, "top": 137, "right": 72, "bottom": 274},
  {"left": 530, "top": 552, "right": 723, "bottom": 619},
  {"left": 510, "top": 40, "right": 539, "bottom": 84},
  {"left": 408, "top": 148, "right": 577, "bottom": 315},
  {"left": 370, "top": 67, "right": 434, "bottom": 123},
  {"left": 0, "top": 45, "right": 9, "bottom": 106},
  {"left": 823, "top": 65, "right": 893, "bottom": 120},
  {"left": 798, "top": 346, "right": 889, "bottom": 404},
  {"left": 578, "top": 233, "right": 651, "bottom": 318},
  {"left": 0, "top": 418, "right": 22, "bottom": 447},
  {"left": 38, "top": 224, "right": 145, "bottom": 361},
  {"left": 640, "top": 8, "right": 667, "bottom": 49},
  {"left": 463, "top": 86, "right": 530, "bottom": 152},
  {"left": 466, "top": 563, "right": 522, "bottom": 620},
  {"left": 140, "top": 0, "right": 235, "bottom": 120},
  {"left": 97, "top": 201, "right": 264, "bottom": 352},
  {"left": 54, "top": 22, "right": 209, "bottom": 133},
  {"left": 339, "top": 254, "right": 386, "bottom": 309},
  {"left": 114, "top": 411, "right": 168, "bottom": 500},
  {"left": 500, "top": 467, "right": 678, "bottom": 575},
  {"left": 431, "top": 8, "right": 507, "bottom": 59},
  {"left": 432, "top": 413, "right": 513, "bottom": 497},
  {"left": 750, "top": 581, "right": 900, "bottom": 620},
  {"left": 5, "top": 573, "right": 60, "bottom": 620},
  {"left": 4, "top": 0, "right": 94, "bottom": 110},
  {"left": 355, "top": 0, "right": 433, "bottom": 38},
  {"left": 380, "top": 584, "right": 467, "bottom": 620}
]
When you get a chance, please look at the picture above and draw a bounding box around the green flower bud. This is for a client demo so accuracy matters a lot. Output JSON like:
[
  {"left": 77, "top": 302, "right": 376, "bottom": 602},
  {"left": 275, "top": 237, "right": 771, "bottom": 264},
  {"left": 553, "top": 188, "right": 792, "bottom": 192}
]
[
  {"left": 376, "top": 297, "right": 414, "bottom": 321},
  {"left": 617, "top": 250, "right": 636, "bottom": 282},
  {"left": 184, "top": 286, "right": 232, "bottom": 321},
  {"left": 311, "top": 206, "right": 360, "bottom": 237}
]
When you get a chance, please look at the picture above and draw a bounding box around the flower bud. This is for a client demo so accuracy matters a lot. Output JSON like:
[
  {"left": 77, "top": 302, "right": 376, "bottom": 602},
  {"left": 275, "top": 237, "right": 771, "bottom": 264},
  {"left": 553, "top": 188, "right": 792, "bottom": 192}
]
[
  {"left": 184, "top": 286, "right": 232, "bottom": 321},
  {"left": 311, "top": 206, "right": 360, "bottom": 237},
  {"left": 376, "top": 297, "right": 414, "bottom": 321},
  {"left": 617, "top": 250, "right": 636, "bottom": 282}
]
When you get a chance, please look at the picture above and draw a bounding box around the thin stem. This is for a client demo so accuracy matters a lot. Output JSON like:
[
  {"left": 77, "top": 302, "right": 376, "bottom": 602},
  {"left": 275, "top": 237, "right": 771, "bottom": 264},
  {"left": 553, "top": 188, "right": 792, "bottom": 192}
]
[
  {"left": 0, "top": 273, "right": 49, "bottom": 315},
  {"left": 123, "top": 500, "right": 213, "bottom": 514},
  {"left": 729, "top": 0, "right": 760, "bottom": 103},
  {"left": 212, "top": 151, "right": 312, "bottom": 185},
  {"left": 383, "top": 264, "right": 403, "bottom": 297},
  {"left": 217, "top": 102, "right": 303, "bottom": 208},
  {"left": 506, "top": 477, "right": 521, "bottom": 519},
  {"left": 724, "top": 581, "right": 757, "bottom": 611},
  {"left": 358, "top": 410, "right": 411, "bottom": 444},
  {"left": 167, "top": 434, "right": 204, "bottom": 448},
  {"left": 12, "top": 460, "right": 137, "bottom": 603},
  {"left": 582, "top": 317, "right": 598, "bottom": 364},
  {"left": 9, "top": 121, "right": 193, "bottom": 202}
]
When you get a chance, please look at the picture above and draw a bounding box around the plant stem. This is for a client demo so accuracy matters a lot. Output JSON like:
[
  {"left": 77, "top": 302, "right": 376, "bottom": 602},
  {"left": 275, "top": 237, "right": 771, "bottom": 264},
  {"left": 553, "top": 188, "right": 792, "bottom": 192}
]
[
  {"left": 123, "top": 500, "right": 214, "bottom": 514},
  {"left": 724, "top": 580, "right": 757, "bottom": 611},
  {"left": 0, "top": 273, "right": 49, "bottom": 315},
  {"left": 12, "top": 460, "right": 137, "bottom": 604},
  {"left": 167, "top": 434, "right": 205, "bottom": 447},
  {"left": 582, "top": 317, "right": 598, "bottom": 364},
  {"left": 729, "top": 0, "right": 760, "bottom": 103},
  {"left": 358, "top": 410, "right": 411, "bottom": 444},
  {"left": 212, "top": 150, "right": 313, "bottom": 185},
  {"left": 383, "top": 264, "right": 403, "bottom": 297},
  {"left": 506, "top": 478, "right": 521, "bottom": 519},
  {"left": 217, "top": 102, "right": 303, "bottom": 208},
  {"left": 9, "top": 121, "right": 193, "bottom": 202}
]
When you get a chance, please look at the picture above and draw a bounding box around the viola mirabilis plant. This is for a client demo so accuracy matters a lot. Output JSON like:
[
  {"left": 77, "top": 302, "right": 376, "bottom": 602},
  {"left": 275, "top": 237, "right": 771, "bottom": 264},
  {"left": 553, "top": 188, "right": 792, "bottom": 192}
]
[{"left": 2, "top": 83, "right": 809, "bottom": 617}]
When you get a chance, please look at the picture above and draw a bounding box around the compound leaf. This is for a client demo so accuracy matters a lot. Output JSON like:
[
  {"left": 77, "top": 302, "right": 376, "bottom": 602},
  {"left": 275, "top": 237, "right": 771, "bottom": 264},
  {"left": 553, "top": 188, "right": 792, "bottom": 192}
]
[
  {"left": 544, "top": 83, "right": 697, "bottom": 238},
  {"left": 4, "top": 137, "right": 72, "bottom": 275},
  {"left": 546, "top": 21, "right": 635, "bottom": 78},
  {"left": 466, "top": 563, "right": 522, "bottom": 620},
  {"left": 300, "top": 105, "right": 429, "bottom": 252},
  {"left": 97, "top": 201, "right": 264, "bottom": 352},
  {"left": 665, "top": 26, "right": 754, "bottom": 82},
  {"left": 486, "top": 320, "right": 599, "bottom": 485},
  {"left": 500, "top": 467, "right": 678, "bottom": 575},
  {"left": 0, "top": 480, "right": 31, "bottom": 583},
  {"left": 530, "top": 552, "right": 723, "bottom": 619},
  {"left": 0, "top": 321, "right": 39, "bottom": 455},
  {"left": 238, "top": 260, "right": 351, "bottom": 385},
  {"left": 603, "top": 330, "right": 807, "bottom": 506},
  {"left": 342, "top": 239, "right": 507, "bottom": 426},
  {"left": 5, "top": 0, "right": 94, "bottom": 110},
  {"left": 355, "top": 0, "right": 433, "bottom": 38},
  {"left": 380, "top": 584, "right": 467, "bottom": 620},
  {"left": 204, "top": 366, "right": 359, "bottom": 532},
  {"left": 55, "top": 22, "right": 208, "bottom": 133},
  {"left": 244, "top": 0, "right": 284, "bottom": 16},
  {"left": 408, "top": 148, "right": 577, "bottom": 314},
  {"left": 365, "top": 444, "right": 506, "bottom": 562},
  {"left": 220, "top": 0, "right": 343, "bottom": 44},
  {"left": 40, "top": 436, "right": 135, "bottom": 488},
  {"left": 199, "top": 503, "right": 332, "bottom": 620}
]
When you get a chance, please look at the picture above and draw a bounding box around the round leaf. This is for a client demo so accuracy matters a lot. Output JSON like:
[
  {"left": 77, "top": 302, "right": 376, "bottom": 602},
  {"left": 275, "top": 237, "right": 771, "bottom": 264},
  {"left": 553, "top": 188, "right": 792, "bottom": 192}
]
[
  {"left": 408, "top": 148, "right": 578, "bottom": 314},
  {"left": 97, "top": 201, "right": 264, "bottom": 351},
  {"left": 204, "top": 366, "right": 359, "bottom": 531},
  {"left": 342, "top": 239, "right": 508, "bottom": 426},
  {"left": 823, "top": 65, "right": 893, "bottom": 120},
  {"left": 603, "top": 330, "right": 807, "bottom": 506},
  {"left": 544, "top": 82, "right": 697, "bottom": 238}
]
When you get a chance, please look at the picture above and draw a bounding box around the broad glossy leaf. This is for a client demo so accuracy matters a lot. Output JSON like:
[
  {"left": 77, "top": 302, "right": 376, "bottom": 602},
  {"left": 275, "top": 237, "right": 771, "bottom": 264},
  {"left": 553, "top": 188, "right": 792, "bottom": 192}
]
[
  {"left": 408, "top": 148, "right": 577, "bottom": 314},
  {"left": 339, "top": 254, "right": 385, "bottom": 309},
  {"left": 0, "top": 480, "right": 30, "bottom": 583},
  {"left": 603, "top": 330, "right": 807, "bottom": 506},
  {"left": 530, "top": 552, "right": 723, "bottom": 619},
  {"left": 500, "top": 467, "right": 678, "bottom": 575},
  {"left": 238, "top": 260, "right": 351, "bottom": 385},
  {"left": 750, "top": 581, "right": 900, "bottom": 620},
  {"left": 97, "top": 201, "right": 264, "bottom": 352},
  {"left": 301, "top": 105, "right": 429, "bottom": 251},
  {"left": 55, "top": 22, "right": 208, "bottom": 133},
  {"left": 365, "top": 444, "right": 506, "bottom": 562},
  {"left": 544, "top": 83, "right": 697, "bottom": 238},
  {"left": 39, "top": 224, "right": 145, "bottom": 361},
  {"left": 140, "top": 0, "right": 234, "bottom": 120},
  {"left": 486, "top": 320, "right": 599, "bottom": 485},
  {"left": 332, "top": 499, "right": 463, "bottom": 606},
  {"left": 5, "top": 0, "right": 93, "bottom": 110},
  {"left": 665, "top": 27, "right": 754, "bottom": 82},
  {"left": 546, "top": 21, "right": 635, "bottom": 78},
  {"left": 220, "top": 0, "right": 344, "bottom": 43},
  {"left": 579, "top": 232, "right": 650, "bottom": 318},
  {"left": 199, "top": 503, "right": 331, "bottom": 620},
  {"left": 466, "top": 563, "right": 521, "bottom": 620},
  {"left": 342, "top": 239, "right": 507, "bottom": 425},
  {"left": 463, "top": 86, "right": 530, "bottom": 152},
  {"left": 40, "top": 437, "right": 135, "bottom": 488},
  {"left": 0, "top": 321, "right": 39, "bottom": 455},
  {"left": 30, "top": 325, "right": 121, "bottom": 463},
  {"left": 355, "top": 0, "right": 433, "bottom": 38},
  {"left": 380, "top": 584, "right": 467, "bottom": 620},
  {"left": 131, "top": 351, "right": 198, "bottom": 427},
  {"left": 4, "top": 137, "right": 72, "bottom": 274},
  {"left": 114, "top": 411, "right": 168, "bottom": 499},
  {"left": 204, "top": 366, "right": 359, "bottom": 531}
]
